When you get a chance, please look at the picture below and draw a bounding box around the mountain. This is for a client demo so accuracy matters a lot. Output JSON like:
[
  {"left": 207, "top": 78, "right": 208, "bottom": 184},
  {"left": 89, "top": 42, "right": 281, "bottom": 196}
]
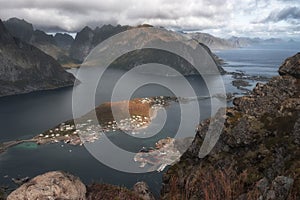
[
  {"left": 3, "top": 18, "right": 77, "bottom": 66},
  {"left": 80, "top": 27, "right": 225, "bottom": 75},
  {"left": 189, "top": 32, "right": 238, "bottom": 50},
  {"left": 188, "top": 32, "right": 283, "bottom": 50},
  {"left": 161, "top": 52, "right": 300, "bottom": 199},
  {"left": 69, "top": 25, "right": 130, "bottom": 62},
  {"left": 227, "top": 36, "right": 261, "bottom": 47},
  {"left": 69, "top": 26, "right": 94, "bottom": 62},
  {"left": 54, "top": 33, "right": 74, "bottom": 50},
  {"left": 0, "top": 19, "right": 76, "bottom": 97},
  {"left": 228, "top": 36, "right": 283, "bottom": 47},
  {"left": 264, "top": 38, "right": 283, "bottom": 43},
  {"left": 2, "top": 18, "right": 224, "bottom": 72},
  {"left": 2, "top": 17, "right": 33, "bottom": 42}
]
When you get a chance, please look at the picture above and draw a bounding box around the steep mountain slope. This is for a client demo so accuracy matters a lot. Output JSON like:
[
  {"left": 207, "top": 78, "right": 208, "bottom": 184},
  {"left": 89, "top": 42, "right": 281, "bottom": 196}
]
[
  {"left": 3, "top": 18, "right": 76, "bottom": 65},
  {"left": 54, "top": 33, "right": 74, "bottom": 50},
  {"left": 0, "top": 20, "right": 76, "bottom": 97},
  {"left": 161, "top": 53, "right": 300, "bottom": 199},
  {"left": 80, "top": 27, "right": 225, "bottom": 75},
  {"left": 69, "top": 25, "right": 130, "bottom": 62}
]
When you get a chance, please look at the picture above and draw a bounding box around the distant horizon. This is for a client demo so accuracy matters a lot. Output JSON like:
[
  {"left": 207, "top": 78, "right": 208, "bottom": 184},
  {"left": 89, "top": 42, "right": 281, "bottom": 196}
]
[
  {"left": 3, "top": 16, "right": 300, "bottom": 41},
  {"left": 0, "top": 0, "right": 299, "bottom": 39}
]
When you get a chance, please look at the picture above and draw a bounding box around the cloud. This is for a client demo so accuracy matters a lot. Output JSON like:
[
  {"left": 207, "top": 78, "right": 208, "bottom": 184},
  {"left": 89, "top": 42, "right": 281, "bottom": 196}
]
[
  {"left": 262, "top": 6, "right": 300, "bottom": 24},
  {"left": 0, "top": 0, "right": 299, "bottom": 38},
  {"left": 0, "top": 0, "right": 235, "bottom": 31}
]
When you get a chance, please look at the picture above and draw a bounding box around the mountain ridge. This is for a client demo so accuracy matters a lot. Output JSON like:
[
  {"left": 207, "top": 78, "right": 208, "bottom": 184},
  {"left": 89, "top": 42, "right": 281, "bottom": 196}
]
[{"left": 0, "top": 19, "right": 76, "bottom": 97}]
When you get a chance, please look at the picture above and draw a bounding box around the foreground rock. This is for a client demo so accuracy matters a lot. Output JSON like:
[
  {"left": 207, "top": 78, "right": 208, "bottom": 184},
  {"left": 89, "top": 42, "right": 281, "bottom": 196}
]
[
  {"left": 279, "top": 52, "right": 300, "bottom": 78},
  {"left": 161, "top": 53, "right": 300, "bottom": 199},
  {"left": 7, "top": 171, "right": 156, "bottom": 200},
  {"left": 0, "top": 19, "right": 76, "bottom": 97},
  {"left": 7, "top": 171, "right": 86, "bottom": 200}
]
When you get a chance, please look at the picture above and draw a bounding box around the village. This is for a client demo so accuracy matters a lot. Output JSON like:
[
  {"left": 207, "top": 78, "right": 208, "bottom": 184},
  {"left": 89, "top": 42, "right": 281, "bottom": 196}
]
[{"left": 0, "top": 96, "right": 182, "bottom": 171}]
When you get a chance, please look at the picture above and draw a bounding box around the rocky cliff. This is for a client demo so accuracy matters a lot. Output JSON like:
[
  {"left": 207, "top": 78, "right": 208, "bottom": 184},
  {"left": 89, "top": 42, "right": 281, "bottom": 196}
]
[
  {"left": 161, "top": 53, "right": 300, "bottom": 199},
  {"left": 0, "top": 20, "right": 76, "bottom": 97}
]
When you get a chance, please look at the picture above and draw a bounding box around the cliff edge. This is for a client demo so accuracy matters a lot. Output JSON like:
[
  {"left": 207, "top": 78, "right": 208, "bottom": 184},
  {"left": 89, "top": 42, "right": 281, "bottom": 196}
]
[{"left": 161, "top": 52, "right": 300, "bottom": 200}]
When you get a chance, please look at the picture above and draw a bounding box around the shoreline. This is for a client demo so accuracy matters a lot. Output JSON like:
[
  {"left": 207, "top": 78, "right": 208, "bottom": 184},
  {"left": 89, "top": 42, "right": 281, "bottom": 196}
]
[
  {"left": 0, "top": 69, "right": 267, "bottom": 155},
  {"left": 0, "top": 96, "right": 175, "bottom": 155},
  {"left": 0, "top": 139, "right": 37, "bottom": 154}
]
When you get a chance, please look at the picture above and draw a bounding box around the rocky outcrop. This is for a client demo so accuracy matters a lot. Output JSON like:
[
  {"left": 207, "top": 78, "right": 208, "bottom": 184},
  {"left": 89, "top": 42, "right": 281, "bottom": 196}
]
[
  {"left": 161, "top": 53, "right": 300, "bottom": 199},
  {"left": 279, "top": 52, "right": 300, "bottom": 78},
  {"left": 7, "top": 171, "right": 156, "bottom": 200},
  {"left": 0, "top": 19, "right": 76, "bottom": 97},
  {"left": 7, "top": 171, "right": 86, "bottom": 200}
]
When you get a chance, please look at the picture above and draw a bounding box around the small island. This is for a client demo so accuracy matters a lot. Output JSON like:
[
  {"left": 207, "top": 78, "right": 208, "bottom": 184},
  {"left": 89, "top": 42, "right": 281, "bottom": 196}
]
[{"left": 0, "top": 96, "right": 177, "bottom": 154}]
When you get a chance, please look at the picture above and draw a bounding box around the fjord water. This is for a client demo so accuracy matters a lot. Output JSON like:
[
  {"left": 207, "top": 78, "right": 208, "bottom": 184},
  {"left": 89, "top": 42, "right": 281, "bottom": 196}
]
[
  {"left": 215, "top": 41, "right": 300, "bottom": 77},
  {"left": 0, "top": 41, "right": 299, "bottom": 194},
  {"left": 0, "top": 66, "right": 215, "bottom": 194}
]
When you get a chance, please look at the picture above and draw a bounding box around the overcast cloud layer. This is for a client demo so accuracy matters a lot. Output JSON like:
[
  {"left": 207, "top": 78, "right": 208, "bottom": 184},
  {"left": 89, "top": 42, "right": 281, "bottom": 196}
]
[{"left": 0, "top": 0, "right": 299, "bottom": 38}]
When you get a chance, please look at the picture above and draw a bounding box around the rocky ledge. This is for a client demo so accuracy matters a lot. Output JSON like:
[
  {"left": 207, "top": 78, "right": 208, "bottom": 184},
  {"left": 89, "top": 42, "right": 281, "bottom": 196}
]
[
  {"left": 161, "top": 52, "right": 300, "bottom": 199},
  {"left": 6, "top": 171, "right": 154, "bottom": 200}
]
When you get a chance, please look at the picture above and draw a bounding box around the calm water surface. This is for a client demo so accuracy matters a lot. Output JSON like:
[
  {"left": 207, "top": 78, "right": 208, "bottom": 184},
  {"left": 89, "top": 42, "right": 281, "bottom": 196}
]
[{"left": 0, "top": 41, "right": 299, "bottom": 194}]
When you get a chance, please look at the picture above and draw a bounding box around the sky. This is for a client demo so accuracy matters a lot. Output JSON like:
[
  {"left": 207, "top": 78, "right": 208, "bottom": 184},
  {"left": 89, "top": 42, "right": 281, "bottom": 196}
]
[{"left": 0, "top": 0, "right": 299, "bottom": 39}]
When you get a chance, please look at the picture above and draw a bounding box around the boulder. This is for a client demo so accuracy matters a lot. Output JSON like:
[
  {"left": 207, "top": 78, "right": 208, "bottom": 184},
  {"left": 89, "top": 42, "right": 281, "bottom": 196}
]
[{"left": 7, "top": 171, "right": 86, "bottom": 200}]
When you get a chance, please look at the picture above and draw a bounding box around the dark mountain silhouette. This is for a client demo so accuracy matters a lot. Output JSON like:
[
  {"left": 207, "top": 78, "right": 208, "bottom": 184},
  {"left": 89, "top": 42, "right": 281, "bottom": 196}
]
[
  {"left": 3, "top": 18, "right": 77, "bottom": 66},
  {"left": 0, "top": 19, "right": 76, "bottom": 97},
  {"left": 69, "top": 25, "right": 130, "bottom": 62}
]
